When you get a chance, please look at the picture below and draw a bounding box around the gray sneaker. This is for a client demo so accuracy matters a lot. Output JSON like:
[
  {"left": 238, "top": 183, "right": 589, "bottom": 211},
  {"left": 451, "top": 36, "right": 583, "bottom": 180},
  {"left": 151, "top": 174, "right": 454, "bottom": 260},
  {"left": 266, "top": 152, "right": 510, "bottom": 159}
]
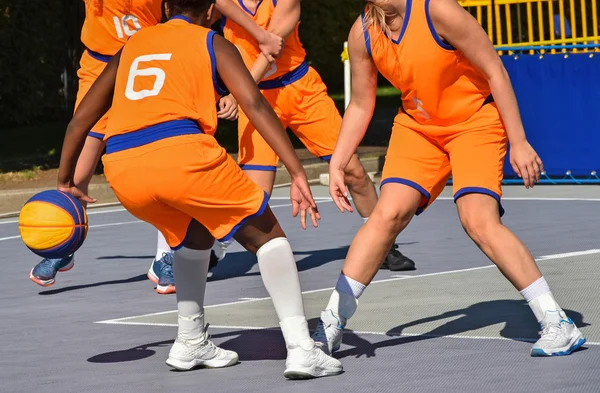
[{"left": 531, "top": 310, "right": 586, "bottom": 357}]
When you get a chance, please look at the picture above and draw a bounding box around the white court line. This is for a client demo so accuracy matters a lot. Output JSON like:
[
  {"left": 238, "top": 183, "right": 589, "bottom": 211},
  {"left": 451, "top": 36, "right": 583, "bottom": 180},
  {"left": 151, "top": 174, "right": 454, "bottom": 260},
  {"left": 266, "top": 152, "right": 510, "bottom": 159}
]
[
  {"left": 94, "top": 320, "right": 600, "bottom": 346},
  {"left": 95, "top": 249, "right": 600, "bottom": 326},
  {"left": 0, "top": 200, "right": 336, "bottom": 242}
]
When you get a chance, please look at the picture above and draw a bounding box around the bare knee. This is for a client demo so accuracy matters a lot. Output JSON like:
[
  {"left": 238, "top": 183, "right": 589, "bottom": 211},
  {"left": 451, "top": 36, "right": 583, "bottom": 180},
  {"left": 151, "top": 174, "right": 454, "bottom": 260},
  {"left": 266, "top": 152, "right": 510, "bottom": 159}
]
[
  {"left": 459, "top": 210, "right": 498, "bottom": 248},
  {"left": 371, "top": 203, "right": 414, "bottom": 235},
  {"left": 183, "top": 220, "right": 215, "bottom": 250},
  {"left": 234, "top": 207, "right": 285, "bottom": 254}
]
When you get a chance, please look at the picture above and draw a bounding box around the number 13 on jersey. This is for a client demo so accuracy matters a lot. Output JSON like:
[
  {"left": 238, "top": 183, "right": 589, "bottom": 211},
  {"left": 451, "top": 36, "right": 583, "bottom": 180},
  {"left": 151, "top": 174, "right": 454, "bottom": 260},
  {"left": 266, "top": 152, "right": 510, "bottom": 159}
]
[{"left": 125, "top": 54, "right": 172, "bottom": 101}]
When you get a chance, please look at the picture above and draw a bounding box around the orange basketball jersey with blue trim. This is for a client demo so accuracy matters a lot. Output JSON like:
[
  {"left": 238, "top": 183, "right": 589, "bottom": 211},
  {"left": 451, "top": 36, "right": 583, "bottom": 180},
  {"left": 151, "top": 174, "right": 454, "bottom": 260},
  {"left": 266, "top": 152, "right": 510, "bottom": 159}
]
[
  {"left": 81, "top": 0, "right": 163, "bottom": 57},
  {"left": 221, "top": 0, "right": 306, "bottom": 83},
  {"left": 362, "top": 0, "right": 491, "bottom": 126},
  {"left": 106, "top": 16, "right": 225, "bottom": 141}
]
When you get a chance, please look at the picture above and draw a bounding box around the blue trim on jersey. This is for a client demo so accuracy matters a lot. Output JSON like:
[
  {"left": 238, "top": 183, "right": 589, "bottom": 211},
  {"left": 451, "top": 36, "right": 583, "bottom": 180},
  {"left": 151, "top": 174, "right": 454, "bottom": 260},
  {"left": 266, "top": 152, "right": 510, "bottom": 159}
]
[
  {"left": 218, "top": 191, "right": 270, "bottom": 242},
  {"left": 171, "top": 15, "right": 192, "bottom": 24},
  {"left": 361, "top": 10, "right": 372, "bottom": 57},
  {"left": 391, "top": 0, "right": 412, "bottom": 45},
  {"left": 258, "top": 60, "right": 309, "bottom": 90},
  {"left": 207, "top": 30, "right": 229, "bottom": 96},
  {"left": 105, "top": 119, "right": 204, "bottom": 154},
  {"left": 88, "top": 132, "right": 104, "bottom": 140},
  {"left": 240, "top": 164, "right": 278, "bottom": 172},
  {"left": 380, "top": 177, "right": 430, "bottom": 215},
  {"left": 454, "top": 187, "right": 505, "bottom": 217},
  {"left": 320, "top": 155, "right": 332, "bottom": 162},
  {"left": 86, "top": 49, "right": 112, "bottom": 63},
  {"left": 239, "top": 0, "right": 264, "bottom": 16},
  {"left": 425, "top": 0, "right": 455, "bottom": 50}
]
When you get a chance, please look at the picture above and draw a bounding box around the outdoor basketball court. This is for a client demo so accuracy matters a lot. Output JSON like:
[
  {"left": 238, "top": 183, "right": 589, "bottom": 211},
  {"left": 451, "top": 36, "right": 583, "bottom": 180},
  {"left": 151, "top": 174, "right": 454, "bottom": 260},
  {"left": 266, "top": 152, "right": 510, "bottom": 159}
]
[{"left": 1, "top": 185, "right": 599, "bottom": 392}]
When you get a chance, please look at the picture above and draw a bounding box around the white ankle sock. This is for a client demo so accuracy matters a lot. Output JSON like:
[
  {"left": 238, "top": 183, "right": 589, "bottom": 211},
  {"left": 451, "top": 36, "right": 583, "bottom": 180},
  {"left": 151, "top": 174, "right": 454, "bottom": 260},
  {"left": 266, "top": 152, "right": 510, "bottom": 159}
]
[
  {"left": 173, "top": 247, "right": 211, "bottom": 339},
  {"left": 362, "top": 216, "right": 369, "bottom": 224},
  {"left": 256, "top": 237, "right": 311, "bottom": 347},
  {"left": 155, "top": 231, "right": 172, "bottom": 261},
  {"left": 519, "top": 276, "right": 562, "bottom": 322}
]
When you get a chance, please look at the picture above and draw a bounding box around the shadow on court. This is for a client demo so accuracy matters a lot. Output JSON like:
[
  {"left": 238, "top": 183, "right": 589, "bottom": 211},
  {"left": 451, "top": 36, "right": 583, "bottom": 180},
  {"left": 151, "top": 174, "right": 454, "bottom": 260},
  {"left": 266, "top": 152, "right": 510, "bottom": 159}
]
[
  {"left": 38, "top": 274, "right": 148, "bottom": 295},
  {"left": 335, "top": 300, "right": 589, "bottom": 359},
  {"left": 88, "top": 300, "right": 587, "bottom": 364},
  {"left": 209, "top": 242, "right": 418, "bottom": 282}
]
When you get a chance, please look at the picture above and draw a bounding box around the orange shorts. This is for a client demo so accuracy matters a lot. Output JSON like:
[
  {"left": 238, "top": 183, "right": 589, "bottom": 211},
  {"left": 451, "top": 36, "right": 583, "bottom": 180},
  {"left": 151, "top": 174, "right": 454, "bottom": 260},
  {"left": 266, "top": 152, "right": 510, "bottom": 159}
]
[
  {"left": 381, "top": 102, "right": 508, "bottom": 216},
  {"left": 76, "top": 50, "right": 112, "bottom": 139},
  {"left": 238, "top": 65, "right": 341, "bottom": 170},
  {"left": 102, "top": 120, "right": 268, "bottom": 248}
]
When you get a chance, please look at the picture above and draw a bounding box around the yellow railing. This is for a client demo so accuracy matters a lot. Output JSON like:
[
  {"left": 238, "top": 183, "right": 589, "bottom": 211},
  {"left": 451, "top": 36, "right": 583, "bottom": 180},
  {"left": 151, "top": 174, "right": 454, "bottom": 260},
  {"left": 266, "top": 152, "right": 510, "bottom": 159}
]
[{"left": 458, "top": 0, "right": 600, "bottom": 54}]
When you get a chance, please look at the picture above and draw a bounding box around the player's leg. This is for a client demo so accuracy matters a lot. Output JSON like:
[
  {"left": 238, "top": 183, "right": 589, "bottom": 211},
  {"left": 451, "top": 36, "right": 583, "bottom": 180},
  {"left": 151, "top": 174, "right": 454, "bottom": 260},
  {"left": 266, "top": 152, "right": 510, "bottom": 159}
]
[
  {"left": 30, "top": 51, "right": 110, "bottom": 287},
  {"left": 448, "top": 110, "right": 585, "bottom": 356},
  {"left": 166, "top": 143, "right": 341, "bottom": 378},
  {"left": 288, "top": 68, "right": 416, "bottom": 271},
  {"left": 313, "top": 124, "right": 450, "bottom": 354}
]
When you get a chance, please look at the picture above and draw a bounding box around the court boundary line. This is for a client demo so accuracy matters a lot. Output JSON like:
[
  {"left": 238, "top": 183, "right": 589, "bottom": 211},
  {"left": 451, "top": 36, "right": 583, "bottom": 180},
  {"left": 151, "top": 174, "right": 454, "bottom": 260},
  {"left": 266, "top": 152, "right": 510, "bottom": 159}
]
[
  {"left": 95, "top": 249, "right": 600, "bottom": 325},
  {"left": 93, "top": 321, "right": 600, "bottom": 346}
]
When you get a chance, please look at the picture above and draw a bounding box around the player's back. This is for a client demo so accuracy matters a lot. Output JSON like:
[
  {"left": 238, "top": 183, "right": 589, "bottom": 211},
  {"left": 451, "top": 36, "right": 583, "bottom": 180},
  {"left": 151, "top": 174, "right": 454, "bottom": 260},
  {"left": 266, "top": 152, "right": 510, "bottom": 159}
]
[
  {"left": 106, "top": 16, "right": 224, "bottom": 141},
  {"left": 221, "top": 0, "right": 306, "bottom": 81},
  {"left": 81, "top": 0, "right": 163, "bottom": 56}
]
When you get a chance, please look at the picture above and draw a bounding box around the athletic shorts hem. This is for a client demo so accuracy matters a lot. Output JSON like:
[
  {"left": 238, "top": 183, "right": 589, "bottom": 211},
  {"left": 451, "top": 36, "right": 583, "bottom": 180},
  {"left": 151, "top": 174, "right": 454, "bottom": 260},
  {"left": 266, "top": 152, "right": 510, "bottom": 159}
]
[
  {"left": 217, "top": 191, "right": 270, "bottom": 243},
  {"left": 239, "top": 164, "right": 277, "bottom": 172},
  {"left": 88, "top": 132, "right": 104, "bottom": 140},
  {"left": 319, "top": 155, "right": 332, "bottom": 162},
  {"left": 380, "top": 177, "right": 431, "bottom": 215},
  {"left": 454, "top": 187, "right": 505, "bottom": 217},
  {"left": 171, "top": 219, "right": 198, "bottom": 251}
]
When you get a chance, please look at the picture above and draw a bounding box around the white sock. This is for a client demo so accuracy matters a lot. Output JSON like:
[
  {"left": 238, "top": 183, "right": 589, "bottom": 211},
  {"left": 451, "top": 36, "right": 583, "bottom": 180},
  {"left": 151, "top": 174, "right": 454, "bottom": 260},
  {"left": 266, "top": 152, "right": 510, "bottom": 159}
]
[
  {"left": 362, "top": 216, "right": 369, "bottom": 224},
  {"left": 256, "top": 237, "right": 312, "bottom": 348},
  {"left": 155, "top": 230, "right": 172, "bottom": 261},
  {"left": 519, "top": 276, "right": 562, "bottom": 322},
  {"left": 173, "top": 247, "right": 211, "bottom": 340},
  {"left": 322, "top": 273, "right": 364, "bottom": 325}
]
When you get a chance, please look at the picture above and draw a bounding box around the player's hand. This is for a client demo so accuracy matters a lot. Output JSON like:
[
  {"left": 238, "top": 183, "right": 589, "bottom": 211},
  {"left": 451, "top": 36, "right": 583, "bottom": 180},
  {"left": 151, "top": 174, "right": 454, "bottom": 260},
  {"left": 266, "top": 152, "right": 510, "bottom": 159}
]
[
  {"left": 329, "top": 167, "right": 354, "bottom": 213},
  {"left": 57, "top": 184, "right": 96, "bottom": 204},
  {"left": 217, "top": 94, "right": 239, "bottom": 121},
  {"left": 258, "top": 31, "right": 284, "bottom": 62},
  {"left": 510, "top": 140, "right": 543, "bottom": 189},
  {"left": 290, "top": 174, "right": 320, "bottom": 229}
]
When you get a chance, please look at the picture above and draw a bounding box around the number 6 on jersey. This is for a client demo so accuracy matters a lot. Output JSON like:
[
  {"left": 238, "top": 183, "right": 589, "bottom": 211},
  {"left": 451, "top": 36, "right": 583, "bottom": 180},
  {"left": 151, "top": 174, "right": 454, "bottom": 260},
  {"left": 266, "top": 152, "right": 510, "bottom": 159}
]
[{"left": 125, "top": 54, "right": 172, "bottom": 101}]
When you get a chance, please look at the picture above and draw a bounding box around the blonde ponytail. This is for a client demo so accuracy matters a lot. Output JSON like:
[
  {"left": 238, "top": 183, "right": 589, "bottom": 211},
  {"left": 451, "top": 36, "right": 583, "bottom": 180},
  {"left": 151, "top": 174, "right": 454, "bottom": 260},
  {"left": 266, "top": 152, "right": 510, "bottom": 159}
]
[{"left": 363, "top": 3, "right": 392, "bottom": 40}]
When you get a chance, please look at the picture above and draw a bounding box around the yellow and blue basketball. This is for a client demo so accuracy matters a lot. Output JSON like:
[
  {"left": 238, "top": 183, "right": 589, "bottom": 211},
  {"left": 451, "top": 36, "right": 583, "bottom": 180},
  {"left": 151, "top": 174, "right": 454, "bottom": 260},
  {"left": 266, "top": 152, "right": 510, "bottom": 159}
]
[{"left": 19, "top": 190, "right": 88, "bottom": 259}]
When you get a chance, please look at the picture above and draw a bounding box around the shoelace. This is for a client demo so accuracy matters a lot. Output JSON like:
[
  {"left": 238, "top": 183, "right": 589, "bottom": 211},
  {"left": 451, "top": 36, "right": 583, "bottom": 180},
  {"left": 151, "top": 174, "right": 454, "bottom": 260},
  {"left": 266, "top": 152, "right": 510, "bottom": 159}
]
[
  {"left": 160, "top": 253, "right": 175, "bottom": 281},
  {"left": 312, "top": 320, "right": 328, "bottom": 344},
  {"left": 539, "top": 321, "right": 562, "bottom": 339},
  {"left": 39, "top": 258, "right": 65, "bottom": 272},
  {"left": 389, "top": 244, "right": 403, "bottom": 258}
]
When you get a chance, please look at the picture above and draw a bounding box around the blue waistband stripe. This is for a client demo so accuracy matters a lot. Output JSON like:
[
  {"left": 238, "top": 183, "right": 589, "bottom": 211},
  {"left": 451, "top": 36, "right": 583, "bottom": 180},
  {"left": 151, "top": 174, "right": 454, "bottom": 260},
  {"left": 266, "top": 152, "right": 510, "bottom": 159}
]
[
  {"left": 105, "top": 119, "right": 203, "bottom": 154},
  {"left": 258, "top": 60, "right": 309, "bottom": 90},
  {"left": 86, "top": 49, "right": 113, "bottom": 63}
]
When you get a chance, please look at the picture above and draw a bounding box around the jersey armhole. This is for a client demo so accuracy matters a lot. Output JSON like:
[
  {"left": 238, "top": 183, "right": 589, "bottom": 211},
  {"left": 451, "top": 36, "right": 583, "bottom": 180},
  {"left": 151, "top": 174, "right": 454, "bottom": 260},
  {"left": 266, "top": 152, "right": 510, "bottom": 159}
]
[
  {"left": 207, "top": 30, "right": 230, "bottom": 96},
  {"left": 360, "top": 10, "right": 373, "bottom": 57},
  {"left": 424, "top": 0, "right": 455, "bottom": 50}
]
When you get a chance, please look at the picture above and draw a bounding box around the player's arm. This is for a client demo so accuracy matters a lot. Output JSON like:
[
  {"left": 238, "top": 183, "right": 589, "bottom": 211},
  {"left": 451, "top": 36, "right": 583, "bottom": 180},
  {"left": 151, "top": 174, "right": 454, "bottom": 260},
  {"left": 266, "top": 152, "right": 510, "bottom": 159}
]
[
  {"left": 213, "top": 34, "right": 319, "bottom": 226},
  {"left": 57, "top": 52, "right": 121, "bottom": 195},
  {"left": 430, "top": 0, "right": 543, "bottom": 186},
  {"left": 329, "top": 18, "right": 378, "bottom": 172},
  {"left": 215, "top": 0, "right": 283, "bottom": 61},
  {"left": 248, "top": 0, "right": 300, "bottom": 82}
]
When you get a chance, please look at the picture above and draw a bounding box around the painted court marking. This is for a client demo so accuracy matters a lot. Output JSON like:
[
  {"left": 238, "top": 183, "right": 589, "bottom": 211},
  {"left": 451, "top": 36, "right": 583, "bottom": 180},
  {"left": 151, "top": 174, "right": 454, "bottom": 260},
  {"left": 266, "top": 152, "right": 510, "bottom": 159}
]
[{"left": 96, "top": 249, "right": 600, "bottom": 341}]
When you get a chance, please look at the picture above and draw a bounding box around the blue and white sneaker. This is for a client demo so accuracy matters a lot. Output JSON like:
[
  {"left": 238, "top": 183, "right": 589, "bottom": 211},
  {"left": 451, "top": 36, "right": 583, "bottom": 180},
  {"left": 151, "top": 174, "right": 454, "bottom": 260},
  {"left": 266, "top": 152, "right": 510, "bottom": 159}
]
[
  {"left": 147, "top": 252, "right": 176, "bottom": 295},
  {"left": 531, "top": 310, "right": 586, "bottom": 357},
  {"left": 29, "top": 254, "right": 75, "bottom": 287},
  {"left": 312, "top": 310, "right": 346, "bottom": 355}
]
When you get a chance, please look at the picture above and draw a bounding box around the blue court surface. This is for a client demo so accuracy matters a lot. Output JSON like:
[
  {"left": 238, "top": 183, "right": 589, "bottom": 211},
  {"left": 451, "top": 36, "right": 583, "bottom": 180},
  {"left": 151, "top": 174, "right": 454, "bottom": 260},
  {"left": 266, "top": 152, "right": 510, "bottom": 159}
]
[{"left": 2, "top": 185, "right": 600, "bottom": 393}]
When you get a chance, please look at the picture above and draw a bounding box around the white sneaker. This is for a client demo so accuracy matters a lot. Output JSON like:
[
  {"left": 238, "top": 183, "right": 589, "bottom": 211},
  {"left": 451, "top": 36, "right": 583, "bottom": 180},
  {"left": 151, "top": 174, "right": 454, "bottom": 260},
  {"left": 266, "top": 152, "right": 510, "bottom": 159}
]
[
  {"left": 312, "top": 310, "right": 345, "bottom": 355},
  {"left": 531, "top": 310, "right": 586, "bottom": 357},
  {"left": 284, "top": 341, "right": 343, "bottom": 379},
  {"left": 166, "top": 326, "right": 239, "bottom": 370}
]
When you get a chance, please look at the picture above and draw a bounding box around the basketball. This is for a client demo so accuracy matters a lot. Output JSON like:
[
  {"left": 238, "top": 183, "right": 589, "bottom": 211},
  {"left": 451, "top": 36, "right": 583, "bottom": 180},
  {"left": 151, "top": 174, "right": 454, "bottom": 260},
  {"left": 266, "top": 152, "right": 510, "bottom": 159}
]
[{"left": 19, "top": 190, "right": 88, "bottom": 259}]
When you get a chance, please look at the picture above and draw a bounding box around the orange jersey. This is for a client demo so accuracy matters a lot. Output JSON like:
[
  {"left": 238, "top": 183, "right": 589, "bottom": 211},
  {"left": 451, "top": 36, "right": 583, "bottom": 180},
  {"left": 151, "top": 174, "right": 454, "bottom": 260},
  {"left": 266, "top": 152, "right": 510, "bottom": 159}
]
[
  {"left": 81, "top": 0, "right": 162, "bottom": 56},
  {"left": 362, "top": 0, "right": 491, "bottom": 126},
  {"left": 221, "top": 0, "right": 306, "bottom": 82},
  {"left": 106, "top": 16, "right": 225, "bottom": 140}
]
